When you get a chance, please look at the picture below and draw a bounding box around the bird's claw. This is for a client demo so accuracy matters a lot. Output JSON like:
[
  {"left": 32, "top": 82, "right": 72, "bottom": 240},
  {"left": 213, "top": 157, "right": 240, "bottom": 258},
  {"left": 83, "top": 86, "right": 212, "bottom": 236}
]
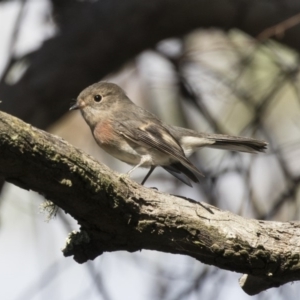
[{"left": 118, "top": 173, "right": 130, "bottom": 183}]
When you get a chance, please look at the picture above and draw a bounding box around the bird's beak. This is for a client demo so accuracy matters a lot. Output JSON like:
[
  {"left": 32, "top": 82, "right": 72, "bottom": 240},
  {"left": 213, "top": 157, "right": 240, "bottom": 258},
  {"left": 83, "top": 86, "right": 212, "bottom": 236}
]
[
  {"left": 69, "top": 103, "right": 79, "bottom": 111},
  {"left": 70, "top": 99, "right": 86, "bottom": 111}
]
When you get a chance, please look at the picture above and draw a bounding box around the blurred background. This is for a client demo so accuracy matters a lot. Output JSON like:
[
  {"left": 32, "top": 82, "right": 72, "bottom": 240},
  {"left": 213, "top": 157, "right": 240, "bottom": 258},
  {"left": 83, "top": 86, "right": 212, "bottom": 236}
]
[{"left": 0, "top": 0, "right": 300, "bottom": 299}]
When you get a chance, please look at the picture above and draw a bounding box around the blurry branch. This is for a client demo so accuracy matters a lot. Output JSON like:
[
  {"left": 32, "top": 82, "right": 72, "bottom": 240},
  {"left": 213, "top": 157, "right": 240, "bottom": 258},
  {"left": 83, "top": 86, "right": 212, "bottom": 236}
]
[
  {"left": 0, "top": 110, "right": 300, "bottom": 296},
  {"left": 0, "top": 0, "right": 27, "bottom": 80},
  {"left": 257, "top": 12, "right": 300, "bottom": 42},
  {"left": 2, "top": 0, "right": 300, "bottom": 129},
  {"left": 159, "top": 40, "right": 300, "bottom": 220}
]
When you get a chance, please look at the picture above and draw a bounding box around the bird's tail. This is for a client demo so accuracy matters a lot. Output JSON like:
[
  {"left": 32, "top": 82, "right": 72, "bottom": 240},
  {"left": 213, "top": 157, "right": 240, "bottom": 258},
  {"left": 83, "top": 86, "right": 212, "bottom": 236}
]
[
  {"left": 168, "top": 126, "right": 267, "bottom": 154},
  {"left": 203, "top": 134, "right": 267, "bottom": 153},
  {"left": 177, "top": 131, "right": 267, "bottom": 155}
]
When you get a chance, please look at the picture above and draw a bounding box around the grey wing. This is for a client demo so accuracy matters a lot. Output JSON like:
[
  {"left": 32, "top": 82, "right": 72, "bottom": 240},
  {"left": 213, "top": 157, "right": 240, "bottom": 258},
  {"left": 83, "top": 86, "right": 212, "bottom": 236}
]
[{"left": 116, "top": 119, "right": 203, "bottom": 177}]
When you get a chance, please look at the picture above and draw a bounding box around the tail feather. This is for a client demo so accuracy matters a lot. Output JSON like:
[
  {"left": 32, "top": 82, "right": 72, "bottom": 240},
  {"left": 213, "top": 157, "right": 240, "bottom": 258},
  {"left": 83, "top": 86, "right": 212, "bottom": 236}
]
[
  {"left": 167, "top": 125, "right": 267, "bottom": 155},
  {"left": 163, "top": 166, "right": 193, "bottom": 186},
  {"left": 158, "top": 125, "right": 268, "bottom": 187},
  {"left": 207, "top": 136, "right": 267, "bottom": 153},
  {"left": 164, "top": 162, "right": 201, "bottom": 183},
  {"left": 178, "top": 133, "right": 267, "bottom": 155}
]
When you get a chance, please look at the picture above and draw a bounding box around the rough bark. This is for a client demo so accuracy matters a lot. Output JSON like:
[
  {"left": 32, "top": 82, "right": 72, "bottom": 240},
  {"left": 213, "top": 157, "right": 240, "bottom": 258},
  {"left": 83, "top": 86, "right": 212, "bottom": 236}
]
[{"left": 0, "top": 110, "right": 299, "bottom": 295}]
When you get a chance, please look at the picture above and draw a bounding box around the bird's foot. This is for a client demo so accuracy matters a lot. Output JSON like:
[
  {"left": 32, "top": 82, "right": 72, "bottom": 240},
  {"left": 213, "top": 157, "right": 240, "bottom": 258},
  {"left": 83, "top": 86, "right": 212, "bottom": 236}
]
[{"left": 118, "top": 173, "right": 130, "bottom": 183}]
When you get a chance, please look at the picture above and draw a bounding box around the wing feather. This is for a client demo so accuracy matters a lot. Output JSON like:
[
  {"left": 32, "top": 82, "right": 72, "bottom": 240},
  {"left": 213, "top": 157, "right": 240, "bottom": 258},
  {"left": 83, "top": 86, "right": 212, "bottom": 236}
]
[{"left": 117, "top": 121, "right": 203, "bottom": 177}]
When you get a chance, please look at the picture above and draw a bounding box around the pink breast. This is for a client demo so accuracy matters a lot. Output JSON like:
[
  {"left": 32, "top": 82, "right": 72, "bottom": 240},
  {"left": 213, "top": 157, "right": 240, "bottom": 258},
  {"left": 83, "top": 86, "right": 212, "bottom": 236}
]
[{"left": 94, "top": 121, "right": 115, "bottom": 145}]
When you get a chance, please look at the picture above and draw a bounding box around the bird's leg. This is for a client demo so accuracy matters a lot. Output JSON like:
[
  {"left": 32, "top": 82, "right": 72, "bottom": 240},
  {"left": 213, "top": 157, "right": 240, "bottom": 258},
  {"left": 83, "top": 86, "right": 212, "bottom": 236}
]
[
  {"left": 141, "top": 166, "right": 156, "bottom": 185},
  {"left": 119, "top": 155, "right": 151, "bottom": 182},
  {"left": 127, "top": 156, "right": 150, "bottom": 175}
]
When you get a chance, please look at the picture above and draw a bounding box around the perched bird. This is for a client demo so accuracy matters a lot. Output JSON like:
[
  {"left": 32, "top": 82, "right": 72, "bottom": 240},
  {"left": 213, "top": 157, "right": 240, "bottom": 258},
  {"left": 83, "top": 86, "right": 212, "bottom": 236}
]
[{"left": 70, "top": 82, "right": 267, "bottom": 186}]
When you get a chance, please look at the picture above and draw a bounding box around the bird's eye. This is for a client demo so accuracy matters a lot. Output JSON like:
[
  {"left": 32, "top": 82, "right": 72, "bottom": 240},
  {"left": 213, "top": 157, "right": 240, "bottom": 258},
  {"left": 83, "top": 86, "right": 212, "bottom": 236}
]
[{"left": 94, "top": 94, "right": 102, "bottom": 102}]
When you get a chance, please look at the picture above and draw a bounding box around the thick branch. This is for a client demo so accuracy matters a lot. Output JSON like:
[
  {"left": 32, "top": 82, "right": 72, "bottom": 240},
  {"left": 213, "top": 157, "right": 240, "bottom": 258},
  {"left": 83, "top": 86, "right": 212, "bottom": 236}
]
[{"left": 0, "top": 110, "right": 299, "bottom": 295}]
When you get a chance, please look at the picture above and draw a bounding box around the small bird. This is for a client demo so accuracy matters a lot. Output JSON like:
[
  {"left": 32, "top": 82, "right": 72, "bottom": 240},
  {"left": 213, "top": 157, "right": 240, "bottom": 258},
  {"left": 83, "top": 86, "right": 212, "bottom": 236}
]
[{"left": 70, "top": 82, "right": 267, "bottom": 186}]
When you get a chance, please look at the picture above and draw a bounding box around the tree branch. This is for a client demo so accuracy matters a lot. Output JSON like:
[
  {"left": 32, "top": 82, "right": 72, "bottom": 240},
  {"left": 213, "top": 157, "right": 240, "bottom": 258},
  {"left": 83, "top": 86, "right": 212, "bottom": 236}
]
[{"left": 0, "top": 110, "right": 299, "bottom": 295}]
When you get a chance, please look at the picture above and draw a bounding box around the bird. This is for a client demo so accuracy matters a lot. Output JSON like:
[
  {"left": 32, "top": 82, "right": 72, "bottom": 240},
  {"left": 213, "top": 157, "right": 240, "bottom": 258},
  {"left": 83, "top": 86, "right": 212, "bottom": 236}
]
[{"left": 69, "top": 82, "right": 267, "bottom": 186}]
